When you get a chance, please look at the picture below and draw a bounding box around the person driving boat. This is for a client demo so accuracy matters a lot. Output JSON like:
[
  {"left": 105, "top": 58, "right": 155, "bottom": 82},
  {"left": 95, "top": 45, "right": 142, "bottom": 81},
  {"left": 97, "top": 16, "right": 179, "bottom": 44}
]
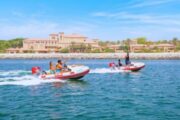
[
  {"left": 125, "top": 52, "right": 131, "bottom": 65},
  {"left": 118, "top": 59, "right": 123, "bottom": 67}
]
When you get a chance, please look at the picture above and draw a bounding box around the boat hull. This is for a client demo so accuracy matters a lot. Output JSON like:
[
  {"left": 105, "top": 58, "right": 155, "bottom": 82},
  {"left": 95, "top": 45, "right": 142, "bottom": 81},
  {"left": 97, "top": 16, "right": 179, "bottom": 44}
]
[
  {"left": 113, "top": 62, "right": 145, "bottom": 72},
  {"left": 54, "top": 69, "right": 90, "bottom": 80},
  {"left": 122, "top": 64, "right": 145, "bottom": 72},
  {"left": 38, "top": 65, "right": 90, "bottom": 80}
]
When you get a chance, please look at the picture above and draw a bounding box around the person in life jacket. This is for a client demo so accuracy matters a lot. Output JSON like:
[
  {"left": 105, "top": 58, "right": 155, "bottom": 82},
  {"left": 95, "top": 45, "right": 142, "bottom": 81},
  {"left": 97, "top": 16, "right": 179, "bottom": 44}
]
[
  {"left": 63, "top": 63, "right": 71, "bottom": 72},
  {"left": 56, "top": 60, "right": 63, "bottom": 73},
  {"left": 118, "top": 59, "right": 123, "bottom": 67},
  {"left": 125, "top": 52, "right": 131, "bottom": 65},
  {"left": 49, "top": 61, "right": 56, "bottom": 74}
]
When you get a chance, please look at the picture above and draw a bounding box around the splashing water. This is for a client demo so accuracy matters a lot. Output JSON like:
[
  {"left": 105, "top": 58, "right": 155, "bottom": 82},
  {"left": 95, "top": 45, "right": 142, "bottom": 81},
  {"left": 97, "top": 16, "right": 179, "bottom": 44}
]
[
  {"left": 90, "top": 68, "right": 130, "bottom": 73},
  {"left": 0, "top": 70, "right": 66, "bottom": 86},
  {"left": 0, "top": 70, "right": 31, "bottom": 76},
  {"left": 0, "top": 67, "right": 129, "bottom": 86}
]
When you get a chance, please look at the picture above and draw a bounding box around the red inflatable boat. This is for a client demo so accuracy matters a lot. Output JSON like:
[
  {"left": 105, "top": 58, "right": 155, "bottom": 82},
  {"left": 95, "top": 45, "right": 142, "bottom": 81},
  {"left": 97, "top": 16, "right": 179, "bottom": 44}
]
[
  {"left": 32, "top": 65, "right": 90, "bottom": 80},
  {"left": 121, "top": 62, "right": 145, "bottom": 71},
  {"left": 109, "top": 62, "right": 145, "bottom": 72}
]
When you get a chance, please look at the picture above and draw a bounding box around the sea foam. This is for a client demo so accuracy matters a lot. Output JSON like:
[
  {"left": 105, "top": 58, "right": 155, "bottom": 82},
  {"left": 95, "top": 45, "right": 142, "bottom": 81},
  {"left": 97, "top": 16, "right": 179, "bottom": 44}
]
[
  {"left": 0, "top": 68, "right": 129, "bottom": 86},
  {"left": 0, "top": 70, "right": 66, "bottom": 86},
  {"left": 90, "top": 68, "right": 130, "bottom": 73}
]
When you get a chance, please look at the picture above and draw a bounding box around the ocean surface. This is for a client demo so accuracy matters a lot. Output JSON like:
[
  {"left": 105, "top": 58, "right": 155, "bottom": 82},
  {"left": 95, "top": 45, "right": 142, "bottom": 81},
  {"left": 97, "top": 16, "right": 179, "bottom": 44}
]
[{"left": 0, "top": 59, "right": 180, "bottom": 120}]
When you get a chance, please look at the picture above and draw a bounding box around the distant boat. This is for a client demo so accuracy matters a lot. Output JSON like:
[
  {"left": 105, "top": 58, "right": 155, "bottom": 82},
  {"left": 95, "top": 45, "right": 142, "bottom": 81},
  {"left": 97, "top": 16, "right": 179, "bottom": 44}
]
[{"left": 109, "top": 62, "right": 145, "bottom": 72}]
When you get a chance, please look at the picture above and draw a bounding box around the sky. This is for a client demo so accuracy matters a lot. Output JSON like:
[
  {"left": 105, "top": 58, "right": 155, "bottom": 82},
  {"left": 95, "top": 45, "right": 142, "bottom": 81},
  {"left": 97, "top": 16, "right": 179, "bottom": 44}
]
[{"left": 0, "top": 0, "right": 180, "bottom": 41}]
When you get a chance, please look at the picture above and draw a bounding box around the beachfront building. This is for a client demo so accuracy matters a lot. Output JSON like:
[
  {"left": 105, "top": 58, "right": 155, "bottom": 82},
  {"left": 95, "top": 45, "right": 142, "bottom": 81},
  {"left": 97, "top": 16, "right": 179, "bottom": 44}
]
[
  {"left": 6, "top": 48, "right": 22, "bottom": 53},
  {"left": 6, "top": 35, "right": 176, "bottom": 53},
  {"left": 6, "top": 32, "right": 100, "bottom": 53},
  {"left": 108, "top": 44, "right": 124, "bottom": 53},
  {"left": 129, "top": 44, "right": 147, "bottom": 52},
  {"left": 129, "top": 40, "right": 175, "bottom": 52},
  {"left": 149, "top": 44, "right": 175, "bottom": 52}
]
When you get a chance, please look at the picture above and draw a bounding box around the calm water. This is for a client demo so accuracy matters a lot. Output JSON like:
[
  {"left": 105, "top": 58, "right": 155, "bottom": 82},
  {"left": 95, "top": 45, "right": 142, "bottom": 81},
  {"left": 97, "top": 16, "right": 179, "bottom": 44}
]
[{"left": 0, "top": 59, "right": 180, "bottom": 120}]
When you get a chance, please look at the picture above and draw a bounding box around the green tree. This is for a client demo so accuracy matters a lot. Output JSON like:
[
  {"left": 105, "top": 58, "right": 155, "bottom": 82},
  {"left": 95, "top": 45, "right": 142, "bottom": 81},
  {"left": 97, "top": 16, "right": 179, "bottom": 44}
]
[
  {"left": 137, "top": 37, "right": 147, "bottom": 44},
  {"left": 172, "top": 37, "right": 178, "bottom": 45},
  {"left": 98, "top": 41, "right": 107, "bottom": 47},
  {"left": 60, "top": 48, "right": 69, "bottom": 53},
  {"left": 0, "top": 38, "right": 23, "bottom": 53},
  {"left": 103, "top": 48, "right": 115, "bottom": 53},
  {"left": 85, "top": 44, "right": 92, "bottom": 53},
  {"left": 69, "top": 42, "right": 76, "bottom": 52},
  {"left": 92, "top": 49, "right": 101, "bottom": 53},
  {"left": 121, "top": 38, "right": 130, "bottom": 52},
  {"left": 80, "top": 43, "right": 86, "bottom": 52}
]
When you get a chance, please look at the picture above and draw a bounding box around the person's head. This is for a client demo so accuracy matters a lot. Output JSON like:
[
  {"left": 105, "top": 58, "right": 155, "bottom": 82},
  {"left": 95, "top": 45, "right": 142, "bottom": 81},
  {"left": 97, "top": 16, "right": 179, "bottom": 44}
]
[
  {"left": 49, "top": 61, "right": 53, "bottom": 66},
  {"left": 118, "top": 59, "right": 121, "bottom": 62},
  {"left": 58, "top": 60, "right": 62, "bottom": 64}
]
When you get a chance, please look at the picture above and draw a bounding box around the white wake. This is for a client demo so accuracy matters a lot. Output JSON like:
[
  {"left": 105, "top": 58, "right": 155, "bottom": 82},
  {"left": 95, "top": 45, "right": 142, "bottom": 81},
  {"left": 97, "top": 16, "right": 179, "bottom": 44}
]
[
  {"left": 0, "top": 70, "right": 66, "bottom": 86},
  {"left": 90, "top": 68, "right": 130, "bottom": 74},
  {"left": 0, "top": 68, "right": 130, "bottom": 86}
]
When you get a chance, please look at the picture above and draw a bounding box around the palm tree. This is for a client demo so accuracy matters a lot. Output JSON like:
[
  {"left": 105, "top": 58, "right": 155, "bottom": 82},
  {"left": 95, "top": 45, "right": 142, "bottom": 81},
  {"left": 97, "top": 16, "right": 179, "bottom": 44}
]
[{"left": 70, "top": 42, "right": 76, "bottom": 52}]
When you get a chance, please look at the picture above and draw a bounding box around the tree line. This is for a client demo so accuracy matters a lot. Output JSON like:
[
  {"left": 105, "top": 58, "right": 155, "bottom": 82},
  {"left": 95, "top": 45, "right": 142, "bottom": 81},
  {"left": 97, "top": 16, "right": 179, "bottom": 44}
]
[{"left": 0, "top": 38, "right": 23, "bottom": 53}]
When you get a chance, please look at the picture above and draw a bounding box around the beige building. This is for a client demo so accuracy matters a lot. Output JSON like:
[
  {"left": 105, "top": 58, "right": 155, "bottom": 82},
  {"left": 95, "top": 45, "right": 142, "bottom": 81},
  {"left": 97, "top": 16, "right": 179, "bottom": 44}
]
[
  {"left": 108, "top": 44, "right": 123, "bottom": 52},
  {"left": 7, "top": 32, "right": 99, "bottom": 53},
  {"left": 6, "top": 35, "right": 176, "bottom": 53},
  {"left": 129, "top": 40, "right": 175, "bottom": 52},
  {"left": 149, "top": 44, "right": 175, "bottom": 52},
  {"left": 130, "top": 44, "right": 147, "bottom": 52}
]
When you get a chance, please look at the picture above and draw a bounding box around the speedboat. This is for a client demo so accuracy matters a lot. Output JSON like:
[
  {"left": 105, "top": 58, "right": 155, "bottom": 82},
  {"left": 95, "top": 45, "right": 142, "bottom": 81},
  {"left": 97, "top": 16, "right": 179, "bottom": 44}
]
[
  {"left": 110, "top": 62, "right": 145, "bottom": 72},
  {"left": 120, "top": 62, "right": 145, "bottom": 72},
  {"left": 31, "top": 65, "right": 90, "bottom": 80}
]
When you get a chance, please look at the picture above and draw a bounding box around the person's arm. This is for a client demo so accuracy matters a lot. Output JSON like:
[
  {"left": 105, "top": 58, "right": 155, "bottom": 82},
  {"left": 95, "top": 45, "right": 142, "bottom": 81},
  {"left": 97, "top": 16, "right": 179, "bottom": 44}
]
[
  {"left": 52, "top": 66, "right": 56, "bottom": 70},
  {"left": 59, "top": 64, "right": 63, "bottom": 70}
]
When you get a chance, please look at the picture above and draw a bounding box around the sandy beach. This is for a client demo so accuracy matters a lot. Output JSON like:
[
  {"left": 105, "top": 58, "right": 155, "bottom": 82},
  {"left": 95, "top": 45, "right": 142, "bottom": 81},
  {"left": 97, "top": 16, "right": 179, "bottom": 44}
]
[{"left": 0, "top": 53, "right": 180, "bottom": 59}]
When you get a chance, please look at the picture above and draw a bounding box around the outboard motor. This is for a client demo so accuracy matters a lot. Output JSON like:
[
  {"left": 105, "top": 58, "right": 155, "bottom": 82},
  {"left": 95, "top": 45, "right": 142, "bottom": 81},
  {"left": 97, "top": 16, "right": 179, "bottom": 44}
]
[
  {"left": 109, "top": 62, "right": 115, "bottom": 67},
  {"left": 109, "top": 62, "right": 116, "bottom": 70},
  {"left": 31, "top": 66, "right": 41, "bottom": 75}
]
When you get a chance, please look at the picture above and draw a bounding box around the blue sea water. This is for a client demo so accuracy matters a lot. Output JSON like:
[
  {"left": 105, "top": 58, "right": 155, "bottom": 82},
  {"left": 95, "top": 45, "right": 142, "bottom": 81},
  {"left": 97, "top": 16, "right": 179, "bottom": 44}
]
[{"left": 0, "top": 59, "right": 180, "bottom": 120}]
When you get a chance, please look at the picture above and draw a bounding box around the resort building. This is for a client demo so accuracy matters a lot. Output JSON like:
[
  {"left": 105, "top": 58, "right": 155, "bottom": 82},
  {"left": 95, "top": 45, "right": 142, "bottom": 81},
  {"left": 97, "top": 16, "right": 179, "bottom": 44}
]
[
  {"left": 6, "top": 32, "right": 100, "bottom": 53},
  {"left": 6, "top": 34, "right": 176, "bottom": 53},
  {"left": 129, "top": 40, "right": 175, "bottom": 52},
  {"left": 108, "top": 44, "right": 124, "bottom": 53},
  {"left": 149, "top": 44, "right": 175, "bottom": 52},
  {"left": 129, "top": 44, "right": 147, "bottom": 52}
]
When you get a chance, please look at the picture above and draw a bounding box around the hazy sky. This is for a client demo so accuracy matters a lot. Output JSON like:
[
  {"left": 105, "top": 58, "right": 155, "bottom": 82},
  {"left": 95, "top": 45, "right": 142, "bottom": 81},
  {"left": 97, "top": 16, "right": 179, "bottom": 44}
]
[{"left": 0, "top": 0, "right": 180, "bottom": 41}]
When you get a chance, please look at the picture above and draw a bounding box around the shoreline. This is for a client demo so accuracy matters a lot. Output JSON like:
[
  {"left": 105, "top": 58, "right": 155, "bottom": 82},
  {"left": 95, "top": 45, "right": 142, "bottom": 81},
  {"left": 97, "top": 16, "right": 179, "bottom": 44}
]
[{"left": 0, "top": 53, "right": 180, "bottom": 59}]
